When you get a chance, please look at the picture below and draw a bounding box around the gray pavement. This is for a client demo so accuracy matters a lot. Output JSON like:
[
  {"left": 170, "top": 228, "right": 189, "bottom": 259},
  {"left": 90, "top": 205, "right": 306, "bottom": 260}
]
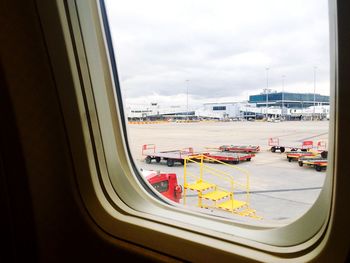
[{"left": 126, "top": 120, "right": 329, "bottom": 225}]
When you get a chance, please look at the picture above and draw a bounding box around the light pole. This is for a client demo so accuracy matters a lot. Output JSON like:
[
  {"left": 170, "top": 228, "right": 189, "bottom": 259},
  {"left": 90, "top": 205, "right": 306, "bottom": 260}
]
[
  {"left": 281, "top": 75, "right": 285, "bottom": 119},
  {"left": 265, "top": 67, "right": 269, "bottom": 120},
  {"left": 313, "top": 66, "right": 317, "bottom": 121},
  {"left": 186, "top": 79, "right": 189, "bottom": 120}
]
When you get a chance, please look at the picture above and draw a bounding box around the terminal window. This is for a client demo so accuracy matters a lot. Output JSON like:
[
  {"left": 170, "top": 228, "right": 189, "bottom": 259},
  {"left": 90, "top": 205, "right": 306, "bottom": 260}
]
[{"left": 213, "top": 106, "right": 226, "bottom": 111}]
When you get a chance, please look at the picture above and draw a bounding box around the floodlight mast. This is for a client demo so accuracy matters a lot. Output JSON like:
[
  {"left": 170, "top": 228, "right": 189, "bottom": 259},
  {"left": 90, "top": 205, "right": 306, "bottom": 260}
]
[
  {"left": 282, "top": 75, "right": 285, "bottom": 119},
  {"left": 186, "top": 79, "right": 189, "bottom": 120},
  {"left": 265, "top": 67, "right": 269, "bottom": 120},
  {"left": 313, "top": 66, "right": 317, "bottom": 120}
]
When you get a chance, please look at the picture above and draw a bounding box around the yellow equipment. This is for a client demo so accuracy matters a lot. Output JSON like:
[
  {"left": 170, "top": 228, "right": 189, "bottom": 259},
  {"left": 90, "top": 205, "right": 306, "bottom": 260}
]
[{"left": 183, "top": 155, "right": 261, "bottom": 219}]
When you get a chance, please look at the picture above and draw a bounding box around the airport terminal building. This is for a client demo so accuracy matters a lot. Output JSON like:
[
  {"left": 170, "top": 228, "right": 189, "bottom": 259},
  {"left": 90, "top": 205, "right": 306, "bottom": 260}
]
[
  {"left": 249, "top": 92, "right": 329, "bottom": 109},
  {"left": 125, "top": 92, "right": 330, "bottom": 121}
]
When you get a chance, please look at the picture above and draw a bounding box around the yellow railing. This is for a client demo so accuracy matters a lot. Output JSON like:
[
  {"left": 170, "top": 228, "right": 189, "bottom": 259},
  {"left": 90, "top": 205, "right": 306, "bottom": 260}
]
[
  {"left": 185, "top": 155, "right": 250, "bottom": 204},
  {"left": 183, "top": 154, "right": 251, "bottom": 209}
]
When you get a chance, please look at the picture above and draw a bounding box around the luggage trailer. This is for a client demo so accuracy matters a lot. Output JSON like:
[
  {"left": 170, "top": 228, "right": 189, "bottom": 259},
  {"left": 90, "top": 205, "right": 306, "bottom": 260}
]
[
  {"left": 286, "top": 151, "right": 318, "bottom": 162},
  {"left": 286, "top": 149, "right": 328, "bottom": 162},
  {"left": 142, "top": 144, "right": 196, "bottom": 167},
  {"left": 298, "top": 156, "right": 328, "bottom": 172},
  {"left": 218, "top": 145, "right": 260, "bottom": 153},
  {"left": 201, "top": 151, "right": 255, "bottom": 164},
  {"left": 142, "top": 144, "right": 255, "bottom": 166},
  {"left": 268, "top": 138, "right": 314, "bottom": 153}
]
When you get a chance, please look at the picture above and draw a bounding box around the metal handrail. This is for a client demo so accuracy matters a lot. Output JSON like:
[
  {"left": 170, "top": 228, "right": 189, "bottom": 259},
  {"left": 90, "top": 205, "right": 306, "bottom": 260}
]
[{"left": 184, "top": 154, "right": 251, "bottom": 205}]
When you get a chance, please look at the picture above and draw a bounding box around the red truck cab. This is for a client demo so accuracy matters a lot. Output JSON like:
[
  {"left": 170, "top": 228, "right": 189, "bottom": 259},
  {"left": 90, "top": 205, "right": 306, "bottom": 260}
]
[{"left": 140, "top": 169, "right": 182, "bottom": 203}]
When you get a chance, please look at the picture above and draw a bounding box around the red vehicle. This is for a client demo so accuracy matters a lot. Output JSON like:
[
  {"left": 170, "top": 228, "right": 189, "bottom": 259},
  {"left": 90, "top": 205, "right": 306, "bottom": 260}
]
[{"left": 140, "top": 169, "right": 183, "bottom": 203}]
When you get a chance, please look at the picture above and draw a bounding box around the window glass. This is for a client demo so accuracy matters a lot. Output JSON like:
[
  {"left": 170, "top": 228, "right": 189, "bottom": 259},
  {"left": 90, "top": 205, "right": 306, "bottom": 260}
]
[
  {"left": 213, "top": 106, "right": 227, "bottom": 111},
  {"left": 105, "top": 0, "right": 330, "bottom": 225},
  {"left": 152, "top": 181, "right": 169, "bottom": 193}
]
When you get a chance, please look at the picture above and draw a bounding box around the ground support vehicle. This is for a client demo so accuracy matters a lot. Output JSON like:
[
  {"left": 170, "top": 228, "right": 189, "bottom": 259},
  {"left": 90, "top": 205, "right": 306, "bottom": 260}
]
[
  {"left": 140, "top": 169, "right": 182, "bottom": 202},
  {"left": 142, "top": 144, "right": 196, "bottom": 167},
  {"left": 286, "top": 149, "right": 328, "bottom": 162},
  {"left": 286, "top": 151, "right": 318, "bottom": 162},
  {"left": 218, "top": 145, "right": 260, "bottom": 153},
  {"left": 298, "top": 157, "right": 328, "bottom": 172},
  {"left": 201, "top": 151, "right": 255, "bottom": 164},
  {"left": 268, "top": 137, "right": 313, "bottom": 153}
]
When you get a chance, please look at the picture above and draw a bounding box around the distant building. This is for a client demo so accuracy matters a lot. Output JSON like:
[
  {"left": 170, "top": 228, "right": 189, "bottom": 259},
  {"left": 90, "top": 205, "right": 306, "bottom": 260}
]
[
  {"left": 196, "top": 102, "right": 278, "bottom": 120},
  {"left": 249, "top": 92, "right": 329, "bottom": 109},
  {"left": 126, "top": 91, "right": 330, "bottom": 121},
  {"left": 125, "top": 103, "right": 195, "bottom": 120},
  {"left": 197, "top": 102, "right": 245, "bottom": 119},
  {"left": 195, "top": 101, "right": 329, "bottom": 121}
]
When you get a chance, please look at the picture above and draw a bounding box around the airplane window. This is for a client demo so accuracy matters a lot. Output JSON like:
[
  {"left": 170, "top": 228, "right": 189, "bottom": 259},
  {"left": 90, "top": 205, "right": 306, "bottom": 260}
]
[
  {"left": 104, "top": 0, "right": 330, "bottom": 226},
  {"left": 54, "top": 0, "right": 345, "bottom": 260}
]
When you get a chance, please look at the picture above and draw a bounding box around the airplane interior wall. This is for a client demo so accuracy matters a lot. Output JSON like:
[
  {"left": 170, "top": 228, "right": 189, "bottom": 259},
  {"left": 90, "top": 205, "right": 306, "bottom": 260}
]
[{"left": 0, "top": 0, "right": 170, "bottom": 262}]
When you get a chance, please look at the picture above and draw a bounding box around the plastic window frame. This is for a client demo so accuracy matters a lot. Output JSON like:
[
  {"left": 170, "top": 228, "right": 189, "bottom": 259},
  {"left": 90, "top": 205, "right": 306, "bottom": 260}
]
[{"left": 39, "top": 0, "right": 340, "bottom": 261}]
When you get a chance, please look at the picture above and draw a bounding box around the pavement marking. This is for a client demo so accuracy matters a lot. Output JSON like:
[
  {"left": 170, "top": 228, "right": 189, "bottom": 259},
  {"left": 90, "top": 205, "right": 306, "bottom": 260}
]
[
  {"left": 264, "top": 131, "right": 305, "bottom": 140},
  {"left": 238, "top": 186, "right": 322, "bottom": 194},
  {"left": 297, "top": 132, "right": 329, "bottom": 142},
  {"left": 252, "top": 193, "right": 316, "bottom": 205},
  {"left": 184, "top": 186, "right": 322, "bottom": 198}
]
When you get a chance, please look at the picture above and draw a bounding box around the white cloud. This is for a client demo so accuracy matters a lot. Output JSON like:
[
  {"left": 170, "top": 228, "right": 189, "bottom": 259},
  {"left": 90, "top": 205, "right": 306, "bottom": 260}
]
[{"left": 105, "top": 0, "right": 330, "bottom": 106}]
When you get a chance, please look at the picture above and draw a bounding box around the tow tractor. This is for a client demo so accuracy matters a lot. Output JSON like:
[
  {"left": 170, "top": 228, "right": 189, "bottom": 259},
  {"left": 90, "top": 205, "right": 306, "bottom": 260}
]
[
  {"left": 268, "top": 137, "right": 313, "bottom": 153},
  {"left": 140, "top": 169, "right": 182, "bottom": 202},
  {"left": 142, "top": 144, "right": 196, "bottom": 167},
  {"left": 218, "top": 145, "right": 260, "bottom": 153},
  {"left": 298, "top": 156, "right": 328, "bottom": 172}
]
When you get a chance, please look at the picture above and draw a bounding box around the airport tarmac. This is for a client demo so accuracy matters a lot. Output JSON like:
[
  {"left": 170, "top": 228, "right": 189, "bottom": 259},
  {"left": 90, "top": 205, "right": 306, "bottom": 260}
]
[{"left": 126, "top": 120, "right": 329, "bottom": 225}]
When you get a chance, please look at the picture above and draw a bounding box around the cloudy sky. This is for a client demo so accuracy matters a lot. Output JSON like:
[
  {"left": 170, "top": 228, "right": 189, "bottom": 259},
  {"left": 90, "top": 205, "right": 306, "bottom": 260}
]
[{"left": 105, "top": 0, "right": 330, "bottom": 107}]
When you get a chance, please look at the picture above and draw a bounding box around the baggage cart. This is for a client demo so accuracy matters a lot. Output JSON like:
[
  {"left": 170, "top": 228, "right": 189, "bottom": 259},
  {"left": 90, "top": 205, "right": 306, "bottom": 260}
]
[
  {"left": 268, "top": 137, "right": 313, "bottom": 153},
  {"left": 286, "top": 149, "right": 328, "bottom": 162},
  {"left": 201, "top": 151, "right": 255, "bottom": 164},
  {"left": 298, "top": 156, "right": 328, "bottom": 172},
  {"left": 142, "top": 144, "right": 196, "bottom": 167},
  {"left": 218, "top": 145, "right": 260, "bottom": 153}
]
